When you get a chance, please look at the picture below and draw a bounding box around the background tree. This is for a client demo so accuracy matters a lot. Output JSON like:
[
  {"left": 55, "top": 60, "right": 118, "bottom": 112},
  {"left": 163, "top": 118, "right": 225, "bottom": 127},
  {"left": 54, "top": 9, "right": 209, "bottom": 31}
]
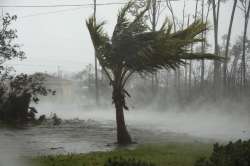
[
  {"left": 0, "top": 13, "right": 25, "bottom": 112},
  {"left": 229, "top": 36, "right": 250, "bottom": 87},
  {"left": 129, "top": 0, "right": 164, "bottom": 93},
  {"left": 189, "top": 0, "right": 199, "bottom": 95},
  {"left": 239, "top": 0, "right": 250, "bottom": 87},
  {"left": 0, "top": 13, "right": 25, "bottom": 75},
  {"left": 86, "top": 1, "right": 220, "bottom": 145},
  {"left": 223, "top": 0, "right": 238, "bottom": 87},
  {"left": 211, "top": 0, "right": 221, "bottom": 91},
  {"left": 0, "top": 13, "right": 55, "bottom": 126},
  {"left": 166, "top": 0, "right": 180, "bottom": 92}
]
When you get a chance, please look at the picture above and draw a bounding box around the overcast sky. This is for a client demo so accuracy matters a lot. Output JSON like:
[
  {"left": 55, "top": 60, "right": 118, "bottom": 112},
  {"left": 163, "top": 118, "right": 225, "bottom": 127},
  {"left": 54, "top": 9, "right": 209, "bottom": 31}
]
[{"left": 1, "top": 0, "right": 249, "bottom": 75}]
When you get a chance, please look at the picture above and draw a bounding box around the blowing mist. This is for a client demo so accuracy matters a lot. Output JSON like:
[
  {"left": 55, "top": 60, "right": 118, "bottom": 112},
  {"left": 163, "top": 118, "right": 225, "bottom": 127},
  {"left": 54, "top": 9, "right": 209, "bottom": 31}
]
[{"left": 1, "top": 0, "right": 250, "bottom": 166}]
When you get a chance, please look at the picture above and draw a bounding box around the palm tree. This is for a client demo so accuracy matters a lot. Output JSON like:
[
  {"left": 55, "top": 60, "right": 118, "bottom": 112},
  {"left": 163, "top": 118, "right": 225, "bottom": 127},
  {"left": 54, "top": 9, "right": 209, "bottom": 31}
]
[{"left": 86, "top": 1, "right": 220, "bottom": 145}]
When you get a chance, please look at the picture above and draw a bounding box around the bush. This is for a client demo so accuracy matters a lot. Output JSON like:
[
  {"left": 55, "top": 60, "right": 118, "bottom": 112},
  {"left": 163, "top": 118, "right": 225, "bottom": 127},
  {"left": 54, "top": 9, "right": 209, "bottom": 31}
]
[
  {"left": 51, "top": 113, "right": 62, "bottom": 126},
  {"left": 104, "top": 157, "right": 156, "bottom": 166},
  {"left": 194, "top": 139, "right": 250, "bottom": 166},
  {"left": 0, "top": 14, "right": 56, "bottom": 126},
  {"left": 0, "top": 73, "right": 55, "bottom": 125}
]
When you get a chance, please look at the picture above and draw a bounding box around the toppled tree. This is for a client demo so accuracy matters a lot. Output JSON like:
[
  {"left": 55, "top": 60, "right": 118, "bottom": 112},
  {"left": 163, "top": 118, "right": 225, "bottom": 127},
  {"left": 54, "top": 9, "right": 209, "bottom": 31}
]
[
  {"left": 0, "top": 73, "right": 55, "bottom": 125},
  {"left": 86, "top": 1, "right": 221, "bottom": 145}
]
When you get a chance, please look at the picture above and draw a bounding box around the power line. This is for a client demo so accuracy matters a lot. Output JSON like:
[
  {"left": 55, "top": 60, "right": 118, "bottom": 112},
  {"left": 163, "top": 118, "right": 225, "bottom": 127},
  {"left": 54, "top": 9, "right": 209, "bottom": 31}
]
[
  {"left": 0, "top": 1, "right": 170, "bottom": 8},
  {"left": 20, "top": 7, "right": 85, "bottom": 18},
  {"left": 0, "top": 2, "right": 127, "bottom": 8},
  {"left": 1, "top": 1, "right": 168, "bottom": 18}
]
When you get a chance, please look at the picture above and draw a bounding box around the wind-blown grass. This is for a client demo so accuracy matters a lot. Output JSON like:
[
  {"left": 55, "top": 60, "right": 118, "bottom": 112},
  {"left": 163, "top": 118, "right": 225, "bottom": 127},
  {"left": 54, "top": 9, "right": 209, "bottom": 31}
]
[{"left": 33, "top": 143, "right": 212, "bottom": 166}]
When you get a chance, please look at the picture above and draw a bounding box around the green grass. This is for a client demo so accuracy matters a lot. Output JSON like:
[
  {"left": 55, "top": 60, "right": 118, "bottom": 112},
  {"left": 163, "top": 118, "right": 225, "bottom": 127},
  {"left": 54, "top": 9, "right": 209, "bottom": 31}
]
[{"left": 32, "top": 143, "right": 212, "bottom": 166}]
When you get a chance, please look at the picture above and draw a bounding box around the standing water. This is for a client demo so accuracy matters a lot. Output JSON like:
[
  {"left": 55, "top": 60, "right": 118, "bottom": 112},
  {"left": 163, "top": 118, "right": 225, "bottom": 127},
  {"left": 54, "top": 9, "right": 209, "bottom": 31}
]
[{"left": 0, "top": 102, "right": 249, "bottom": 159}]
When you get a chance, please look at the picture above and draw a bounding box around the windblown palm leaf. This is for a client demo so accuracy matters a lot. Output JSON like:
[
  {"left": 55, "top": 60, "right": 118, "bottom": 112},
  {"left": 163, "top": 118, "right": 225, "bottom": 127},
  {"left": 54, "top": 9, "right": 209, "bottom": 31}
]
[{"left": 86, "top": 0, "right": 220, "bottom": 88}]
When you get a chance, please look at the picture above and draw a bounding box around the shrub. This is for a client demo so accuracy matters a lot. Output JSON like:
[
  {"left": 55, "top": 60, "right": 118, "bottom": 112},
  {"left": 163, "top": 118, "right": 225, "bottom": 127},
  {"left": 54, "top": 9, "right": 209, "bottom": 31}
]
[
  {"left": 52, "top": 113, "right": 62, "bottom": 126},
  {"left": 104, "top": 157, "right": 156, "bottom": 166},
  {"left": 0, "top": 73, "right": 55, "bottom": 125},
  {"left": 194, "top": 139, "right": 250, "bottom": 166}
]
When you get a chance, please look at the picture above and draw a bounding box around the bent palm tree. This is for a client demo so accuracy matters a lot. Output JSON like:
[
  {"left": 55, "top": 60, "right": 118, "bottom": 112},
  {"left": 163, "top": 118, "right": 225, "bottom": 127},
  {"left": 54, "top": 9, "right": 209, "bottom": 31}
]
[{"left": 86, "top": 1, "right": 220, "bottom": 145}]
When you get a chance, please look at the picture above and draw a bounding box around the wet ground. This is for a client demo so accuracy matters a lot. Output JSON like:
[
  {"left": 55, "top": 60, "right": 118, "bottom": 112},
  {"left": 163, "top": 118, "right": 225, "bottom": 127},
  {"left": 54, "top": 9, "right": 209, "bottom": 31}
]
[
  {"left": 0, "top": 103, "right": 249, "bottom": 162},
  {"left": 0, "top": 119, "right": 201, "bottom": 157}
]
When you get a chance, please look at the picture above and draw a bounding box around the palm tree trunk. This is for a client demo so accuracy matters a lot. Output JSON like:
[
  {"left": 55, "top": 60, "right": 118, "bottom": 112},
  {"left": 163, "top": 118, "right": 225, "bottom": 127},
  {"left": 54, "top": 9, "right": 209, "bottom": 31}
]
[
  {"left": 113, "top": 87, "right": 132, "bottom": 145},
  {"left": 93, "top": 0, "right": 99, "bottom": 105}
]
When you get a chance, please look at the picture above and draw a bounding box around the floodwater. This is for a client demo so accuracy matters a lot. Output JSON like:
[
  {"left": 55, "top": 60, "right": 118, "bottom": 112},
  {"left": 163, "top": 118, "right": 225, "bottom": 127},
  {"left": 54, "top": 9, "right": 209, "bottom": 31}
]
[
  {"left": 0, "top": 116, "right": 199, "bottom": 157},
  {"left": 0, "top": 103, "right": 249, "bottom": 159}
]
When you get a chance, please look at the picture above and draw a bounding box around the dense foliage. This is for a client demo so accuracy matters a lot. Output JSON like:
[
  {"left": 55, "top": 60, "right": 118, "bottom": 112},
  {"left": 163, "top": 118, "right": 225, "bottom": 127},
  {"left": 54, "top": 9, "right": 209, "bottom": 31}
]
[
  {"left": 0, "top": 13, "right": 25, "bottom": 70},
  {"left": 194, "top": 139, "right": 250, "bottom": 166},
  {"left": 104, "top": 157, "right": 156, "bottom": 166},
  {"left": 86, "top": 0, "right": 219, "bottom": 111},
  {"left": 0, "top": 73, "right": 55, "bottom": 125},
  {"left": 0, "top": 14, "right": 55, "bottom": 126}
]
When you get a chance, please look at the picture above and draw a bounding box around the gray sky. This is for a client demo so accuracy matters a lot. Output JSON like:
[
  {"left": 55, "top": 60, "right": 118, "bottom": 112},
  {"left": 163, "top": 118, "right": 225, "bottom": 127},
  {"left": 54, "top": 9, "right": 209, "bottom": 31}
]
[{"left": 1, "top": 0, "right": 249, "bottom": 74}]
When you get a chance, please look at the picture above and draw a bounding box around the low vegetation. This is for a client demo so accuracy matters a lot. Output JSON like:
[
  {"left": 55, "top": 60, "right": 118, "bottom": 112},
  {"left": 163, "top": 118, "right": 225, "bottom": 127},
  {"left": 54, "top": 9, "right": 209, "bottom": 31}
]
[
  {"left": 32, "top": 139, "right": 250, "bottom": 166},
  {"left": 104, "top": 157, "right": 156, "bottom": 166},
  {"left": 0, "top": 73, "right": 55, "bottom": 126},
  {"left": 32, "top": 143, "right": 212, "bottom": 166},
  {"left": 194, "top": 139, "right": 250, "bottom": 166}
]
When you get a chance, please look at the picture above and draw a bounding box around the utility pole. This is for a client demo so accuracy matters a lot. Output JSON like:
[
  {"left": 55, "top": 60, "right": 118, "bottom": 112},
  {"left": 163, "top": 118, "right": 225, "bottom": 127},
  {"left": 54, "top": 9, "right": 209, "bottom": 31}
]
[
  {"left": 93, "top": 0, "right": 99, "bottom": 105},
  {"left": 212, "top": 0, "right": 221, "bottom": 91},
  {"left": 201, "top": 0, "right": 205, "bottom": 88},
  {"left": 152, "top": 0, "right": 157, "bottom": 92},
  {"left": 57, "top": 66, "right": 60, "bottom": 79},
  {"left": 189, "top": 0, "right": 199, "bottom": 95}
]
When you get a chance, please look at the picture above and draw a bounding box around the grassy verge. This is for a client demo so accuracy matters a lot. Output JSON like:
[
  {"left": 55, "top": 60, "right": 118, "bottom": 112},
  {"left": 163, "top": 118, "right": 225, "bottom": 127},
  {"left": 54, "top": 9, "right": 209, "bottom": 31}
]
[{"left": 32, "top": 143, "right": 212, "bottom": 166}]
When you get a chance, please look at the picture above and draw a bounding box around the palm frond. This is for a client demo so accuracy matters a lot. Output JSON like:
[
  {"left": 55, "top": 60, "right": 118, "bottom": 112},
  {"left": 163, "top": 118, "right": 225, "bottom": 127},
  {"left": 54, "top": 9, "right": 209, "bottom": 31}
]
[
  {"left": 86, "top": 16, "right": 114, "bottom": 81},
  {"left": 170, "top": 20, "right": 207, "bottom": 40},
  {"left": 119, "top": 20, "right": 219, "bottom": 73},
  {"left": 112, "top": 1, "right": 135, "bottom": 41},
  {"left": 178, "top": 53, "right": 224, "bottom": 61},
  {"left": 159, "top": 18, "right": 172, "bottom": 32},
  {"left": 127, "top": 0, "right": 150, "bottom": 33},
  {"left": 86, "top": 1, "right": 221, "bottom": 82},
  {"left": 86, "top": 16, "right": 108, "bottom": 49}
]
